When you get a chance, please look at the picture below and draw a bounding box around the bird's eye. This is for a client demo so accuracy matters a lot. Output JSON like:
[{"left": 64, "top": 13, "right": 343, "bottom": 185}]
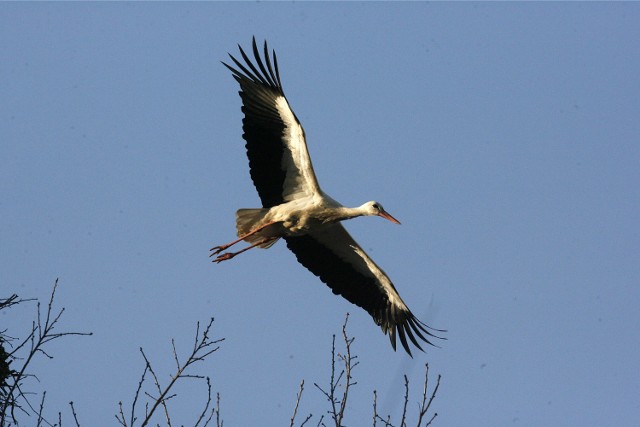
[{"left": 372, "top": 203, "right": 380, "bottom": 210}]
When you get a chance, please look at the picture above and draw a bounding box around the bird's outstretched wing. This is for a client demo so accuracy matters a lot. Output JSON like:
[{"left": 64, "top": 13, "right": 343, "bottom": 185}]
[
  {"left": 223, "top": 37, "right": 322, "bottom": 208},
  {"left": 285, "top": 224, "right": 443, "bottom": 356}
]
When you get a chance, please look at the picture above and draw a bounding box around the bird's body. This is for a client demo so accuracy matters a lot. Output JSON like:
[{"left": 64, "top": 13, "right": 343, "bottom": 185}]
[
  {"left": 212, "top": 38, "right": 443, "bottom": 356},
  {"left": 238, "top": 199, "right": 390, "bottom": 240}
]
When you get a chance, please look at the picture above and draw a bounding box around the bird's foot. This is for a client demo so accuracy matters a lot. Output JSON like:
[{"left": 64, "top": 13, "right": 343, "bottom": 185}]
[
  {"left": 209, "top": 244, "right": 230, "bottom": 256},
  {"left": 212, "top": 252, "right": 236, "bottom": 263}
]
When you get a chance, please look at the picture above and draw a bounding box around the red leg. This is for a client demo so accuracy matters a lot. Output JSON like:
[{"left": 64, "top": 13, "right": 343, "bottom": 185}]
[
  {"left": 210, "top": 221, "right": 277, "bottom": 256},
  {"left": 212, "top": 237, "right": 276, "bottom": 263}
]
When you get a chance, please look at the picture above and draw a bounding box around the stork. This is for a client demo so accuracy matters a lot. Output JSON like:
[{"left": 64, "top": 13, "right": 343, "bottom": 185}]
[{"left": 212, "top": 38, "right": 443, "bottom": 356}]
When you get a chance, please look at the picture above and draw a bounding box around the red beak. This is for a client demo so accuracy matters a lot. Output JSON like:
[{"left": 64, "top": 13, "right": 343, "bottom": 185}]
[{"left": 378, "top": 210, "right": 401, "bottom": 225}]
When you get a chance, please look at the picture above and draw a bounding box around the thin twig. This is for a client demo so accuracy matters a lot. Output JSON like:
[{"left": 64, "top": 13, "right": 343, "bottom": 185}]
[
  {"left": 399, "top": 375, "right": 409, "bottom": 427},
  {"left": 0, "top": 294, "right": 31, "bottom": 311},
  {"left": 289, "top": 380, "right": 305, "bottom": 427},
  {"left": 130, "top": 359, "right": 149, "bottom": 427},
  {"left": 300, "top": 412, "right": 313, "bottom": 427},
  {"left": 116, "top": 401, "right": 127, "bottom": 427},
  {"left": 193, "top": 376, "right": 215, "bottom": 427},
  {"left": 336, "top": 313, "right": 358, "bottom": 426},
  {"left": 215, "top": 392, "right": 223, "bottom": 427},
  {"left": 374, "top": 414, "right": 395, "bottom": 427},
  {"left": 70, "top": 400, "right": 81, "bottom": 427},
  {"left": 372, "top": 390, "right": 377, "bottom": 427},
  {"left": 36, "top": 390, "right": 46, "bottom": 427},
  {"left": 424, "top": 412, "right": 438, "bottom": 427}
]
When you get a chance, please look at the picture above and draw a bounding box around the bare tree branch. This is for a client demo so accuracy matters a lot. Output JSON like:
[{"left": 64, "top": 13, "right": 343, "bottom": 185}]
[
  {"left": 289, "top": 380, "right": 306, "bottom": 427},
  {"left": 69, "top": 401, "right": 81, "bottom": 427},
  {"left": 3, "top": 281, "right": 441, "bottom": 427},
  {"left": 336, "top": 315, "right": 358, "bottom": 426},
  {"left": 0, "top": 279, "right": 91, "bottom": 426},
  {"left": 372, "top": 390, "right": 377, "bottom": 427},
  {"left": 370, "top": 363, "right": 441, "bottom": 427},
  {"left": 215, "top": 393, "right": 223, "bottom": 427},
  {"left": 416, "top": 364, "right": 440, "bottom": 427},
  {"left": 299, "top": 413, "right": 313, "bottom": 427},
  {"left": 400, "top": 375, "right": 409, "bottom": 427},
  {"left": 116, "top": 318, "right": 223, "bottom": 427},
  {"left": 313, "top": 314, "right": 359, "bottom": 427},
  {"left": 35, "top": 390, "right": 46, "bottom": 427}
]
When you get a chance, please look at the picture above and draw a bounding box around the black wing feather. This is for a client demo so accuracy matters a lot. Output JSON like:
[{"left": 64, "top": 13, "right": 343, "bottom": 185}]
[
  {"left": 222, "top": 38, "right": 289, "bottom": 207},
  {"left": 252, "top": 40, "right": 275, "bottom": 87},
  {"left": 263, "top": 42, "right": 280, "bottom": 88},
  {"left": 284, "top": 230, "right": 443, "bottom": 356}
]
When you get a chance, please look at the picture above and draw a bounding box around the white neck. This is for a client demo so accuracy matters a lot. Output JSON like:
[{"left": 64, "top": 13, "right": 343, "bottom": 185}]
[{"left": 331, "top": 204, "right": 370, "bottom": 222}]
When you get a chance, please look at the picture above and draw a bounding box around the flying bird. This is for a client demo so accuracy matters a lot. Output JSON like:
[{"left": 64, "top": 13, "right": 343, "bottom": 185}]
[{"left": 212, "top": 38, "right": 443, "bottom": 356}]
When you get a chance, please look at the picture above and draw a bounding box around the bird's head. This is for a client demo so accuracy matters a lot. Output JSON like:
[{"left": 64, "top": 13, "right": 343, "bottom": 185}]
[{"left": 363, "top": 201, "right": 401, "bottom": 224}]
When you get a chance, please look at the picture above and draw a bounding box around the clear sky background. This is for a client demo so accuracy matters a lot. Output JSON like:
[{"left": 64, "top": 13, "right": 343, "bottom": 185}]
[{"left": 2, "top": 3, "right": 639, "bottom": 426}]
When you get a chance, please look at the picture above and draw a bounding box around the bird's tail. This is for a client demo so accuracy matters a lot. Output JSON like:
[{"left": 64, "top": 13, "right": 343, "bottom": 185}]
[{"left": 235, "top": 208, "right": 278, "bottom": 248}]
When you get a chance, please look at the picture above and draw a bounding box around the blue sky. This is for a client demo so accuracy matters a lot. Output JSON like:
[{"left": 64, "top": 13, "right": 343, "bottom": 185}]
[{"left": 2, "top": 3, "right": 639, "bottom": 425}]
